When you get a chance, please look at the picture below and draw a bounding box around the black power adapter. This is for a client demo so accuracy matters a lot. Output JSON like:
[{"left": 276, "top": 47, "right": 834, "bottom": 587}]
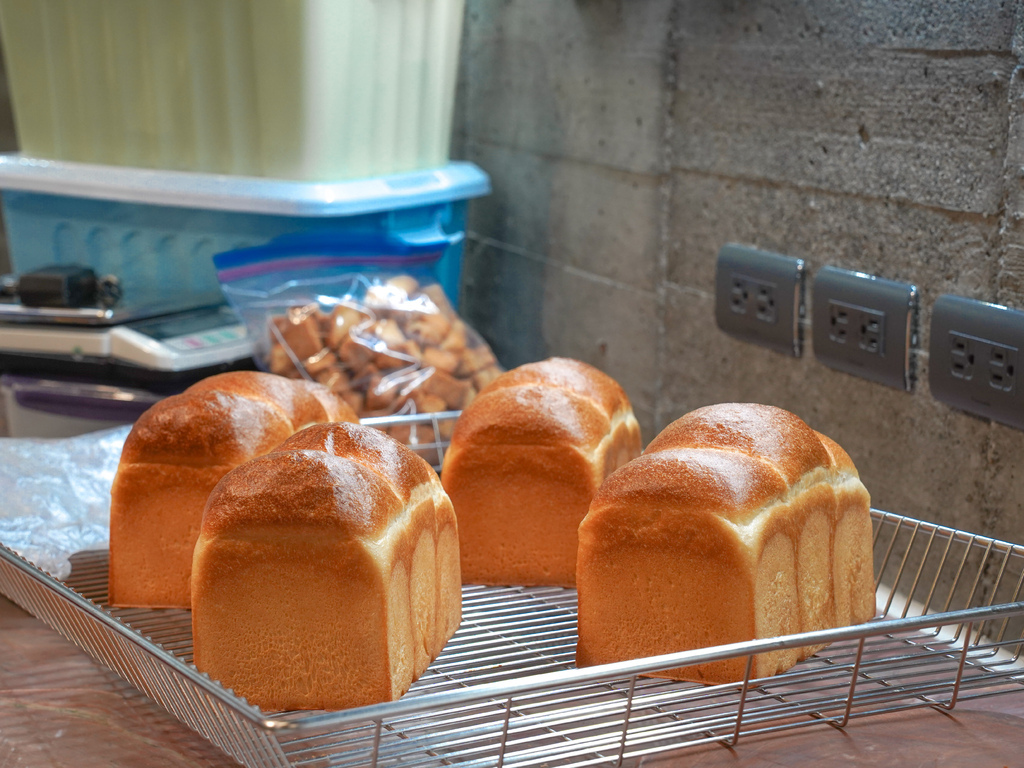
[{"left": 3, "top": 265, "right": 121, "bottom": 308}]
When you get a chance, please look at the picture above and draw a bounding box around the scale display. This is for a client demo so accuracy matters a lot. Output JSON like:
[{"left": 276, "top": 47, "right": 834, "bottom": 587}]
[{"left": 113, "top": 306, "right": 250, "bottom": 368}]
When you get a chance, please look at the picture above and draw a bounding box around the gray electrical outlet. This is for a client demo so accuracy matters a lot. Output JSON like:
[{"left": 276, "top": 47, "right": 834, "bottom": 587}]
[
  {"left": 811, "top": 266, "right": 918, "bottom": 391},
  {"left": 930, "top": 294, "right": 1024, "bottom": 430},
  {"left": 715, "top": 244, "right": 805, "bottom": 356}
]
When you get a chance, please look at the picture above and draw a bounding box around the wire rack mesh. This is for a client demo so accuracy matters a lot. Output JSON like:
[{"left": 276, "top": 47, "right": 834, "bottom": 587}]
[{"left": 2, "top": 409, "right": 1024, "bottom": 767}]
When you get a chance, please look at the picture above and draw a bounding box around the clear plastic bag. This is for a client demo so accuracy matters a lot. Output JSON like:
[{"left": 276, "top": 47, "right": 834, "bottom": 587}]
[
  {"left": 0, "top": 425, "right": 129, "bottom": 578},
  {"left": 214, "top": 231, "right": 503, "bottom": 427}
]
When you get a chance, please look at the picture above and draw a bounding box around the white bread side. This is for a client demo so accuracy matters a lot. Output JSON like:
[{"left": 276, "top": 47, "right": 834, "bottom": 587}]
[
  {"left": 441, "top": 357, "right": 643, "bottom": 586},
  {"left": 576, "top": 403, "right": 875, "bottom": 683},
  {"left": 191, "top": 422, "right": 461, "bottom": 712},
  {"left": 109, "top": 371, "right": 357, "bottom": 609}
]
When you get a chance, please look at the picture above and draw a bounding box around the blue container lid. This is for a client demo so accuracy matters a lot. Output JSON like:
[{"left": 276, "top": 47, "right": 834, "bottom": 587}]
[{"left": 0, "top": 154, "right": 491, "bottom": 218}]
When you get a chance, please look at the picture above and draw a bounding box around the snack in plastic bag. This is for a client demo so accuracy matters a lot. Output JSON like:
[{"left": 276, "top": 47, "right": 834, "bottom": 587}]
[{"left": 214, "top": 231, "right": 503, "bottom": 441}]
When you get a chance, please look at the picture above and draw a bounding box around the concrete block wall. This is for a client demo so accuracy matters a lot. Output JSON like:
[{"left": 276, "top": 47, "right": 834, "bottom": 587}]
[{"left": 452, "top": 0, "right": 1024, "bottom": 541}]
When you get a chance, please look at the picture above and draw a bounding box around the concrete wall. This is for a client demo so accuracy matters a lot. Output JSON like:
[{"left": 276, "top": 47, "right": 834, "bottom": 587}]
[{"left": 452, "top": 0, "right": 1024, "bottom": 541}]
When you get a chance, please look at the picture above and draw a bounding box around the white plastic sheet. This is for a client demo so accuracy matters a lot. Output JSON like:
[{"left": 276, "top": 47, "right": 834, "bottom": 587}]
[{"left": 0, "top": 425, "right": 129, "bottom": 579}]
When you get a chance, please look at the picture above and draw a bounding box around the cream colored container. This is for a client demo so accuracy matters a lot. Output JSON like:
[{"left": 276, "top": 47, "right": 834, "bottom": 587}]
[{"left": 0, "top": 0, "right": 466, "bottom": 181}]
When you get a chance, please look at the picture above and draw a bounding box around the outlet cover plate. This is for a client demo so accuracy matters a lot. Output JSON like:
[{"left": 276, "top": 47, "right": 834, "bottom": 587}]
[
  {"left": 930, "top": 294, "right": 1024, "bottom": 430},
  {"left": 715, "top": 244, "right": 805, "bottom": 356},
  {"left": 811, "top": 266, "right": 919, "bottom": 391}
]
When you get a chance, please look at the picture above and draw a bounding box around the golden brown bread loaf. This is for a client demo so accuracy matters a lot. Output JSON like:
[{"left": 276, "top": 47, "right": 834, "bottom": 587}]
[
  {"left": 441, "top": 357, "right": 643, "bottom": 586},
  {"left": 575, "top": 403, "right": 875, "bottom": 683},
  {"left": 109, "top": 371, "right": 357, "bottom": 609},
  {"left": 191, "top": 422, "right": 461, "bottom": 711}
]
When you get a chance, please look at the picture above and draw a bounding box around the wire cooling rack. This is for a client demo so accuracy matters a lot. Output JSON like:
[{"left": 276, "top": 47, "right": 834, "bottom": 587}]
[{"left": 1, "top": 410, "right": 1024, "bottom": 767}]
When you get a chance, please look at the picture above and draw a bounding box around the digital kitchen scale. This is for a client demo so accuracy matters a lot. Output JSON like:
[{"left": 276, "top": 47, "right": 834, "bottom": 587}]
[{"left": 0, "top": 304, "right": 255, "bottom": 384}]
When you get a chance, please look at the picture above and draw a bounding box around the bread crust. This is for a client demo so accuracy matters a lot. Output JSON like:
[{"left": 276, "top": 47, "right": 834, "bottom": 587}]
[
  {"left": 109, "top": 371, "right": 357, "bottom": 609},
  {"left": 191, "top": 422, "right": 461, "bottom": 711},
  {"left": 442, "top": 357, "right": 643, "bottom": 586},
  {"left": 576, "top": 403, "right": 875, "bottom": 683}
]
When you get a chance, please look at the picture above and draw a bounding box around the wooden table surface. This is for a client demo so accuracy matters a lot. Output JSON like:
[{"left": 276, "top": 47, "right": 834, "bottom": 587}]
[{"left": 4, "top": 592, "right": 1024, "bottom": 768}]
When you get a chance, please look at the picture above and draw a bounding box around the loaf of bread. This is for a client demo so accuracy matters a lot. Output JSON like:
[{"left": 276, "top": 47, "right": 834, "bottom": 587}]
[
  {"left": 191, "top": 422, "right": 461, "bottom": 711},
  {"left": 109, "top": 371, "right": 357, "bottom": 609},
  {"left": 441, "top": 357, "right": 643, "bottom": 586},
  {"left": 576, "top": 403, "right": 875, "bottom": 683}
]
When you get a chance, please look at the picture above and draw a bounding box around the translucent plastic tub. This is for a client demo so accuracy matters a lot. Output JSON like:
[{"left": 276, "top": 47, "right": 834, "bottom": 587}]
[
  {"left": 0, "top": 155, "right": 490, "bottom": 317},
  {"left": 0, "top": 0, "right": 466, "bottom": 181},
  {"left": 0, "top": 374, "right": 162, "bottom": 438}
]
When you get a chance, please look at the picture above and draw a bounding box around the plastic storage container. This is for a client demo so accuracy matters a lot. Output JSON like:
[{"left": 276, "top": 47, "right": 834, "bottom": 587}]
[
  {"left": 0, "top": 0, "right": 467, "bottom": 181},
  {"left": 0, "top": 155, "right": 490, "bottom": 317},
  {"left": 0, "top": 374, "right": 162, "bottom": 438}
]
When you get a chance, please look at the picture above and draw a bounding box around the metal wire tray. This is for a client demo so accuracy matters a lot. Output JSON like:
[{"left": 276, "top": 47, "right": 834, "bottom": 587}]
[{"left": 2, "top": 410, "right": 1024, "bottom": 767}]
